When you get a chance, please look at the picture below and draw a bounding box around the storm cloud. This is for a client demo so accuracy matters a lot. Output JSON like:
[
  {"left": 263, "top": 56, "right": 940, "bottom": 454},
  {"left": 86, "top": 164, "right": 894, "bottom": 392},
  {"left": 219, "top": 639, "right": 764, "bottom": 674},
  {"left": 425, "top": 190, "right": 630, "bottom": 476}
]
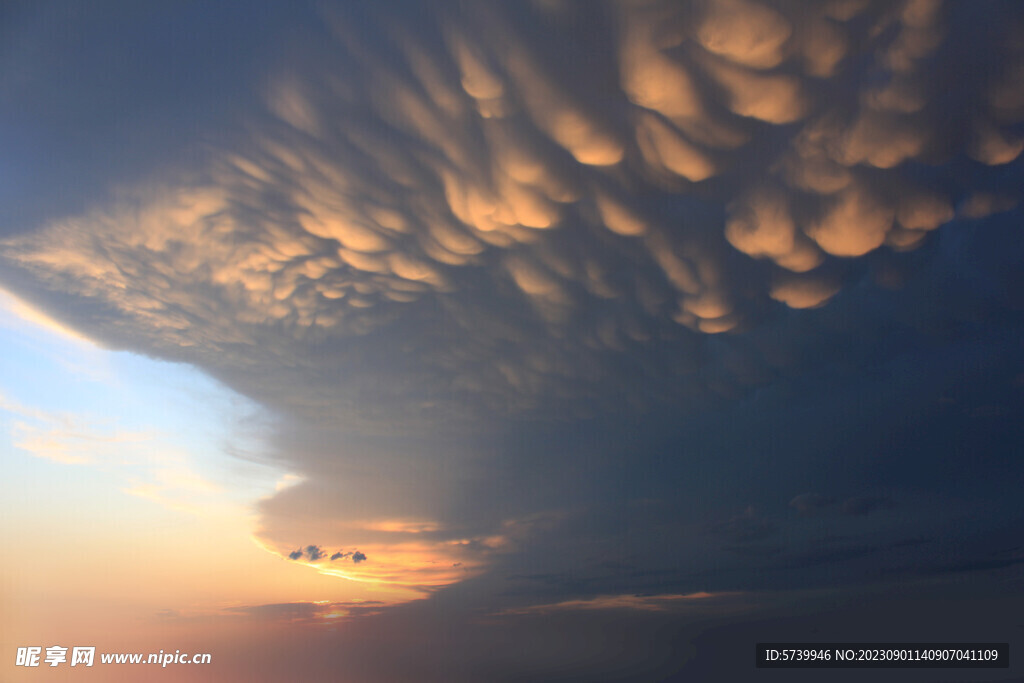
[
  {"left": 2, "top": 1, "right": 1023, "bottom": 678},
  {"left": 5, "top": 0, "right": 1022, "bottom": 433}
]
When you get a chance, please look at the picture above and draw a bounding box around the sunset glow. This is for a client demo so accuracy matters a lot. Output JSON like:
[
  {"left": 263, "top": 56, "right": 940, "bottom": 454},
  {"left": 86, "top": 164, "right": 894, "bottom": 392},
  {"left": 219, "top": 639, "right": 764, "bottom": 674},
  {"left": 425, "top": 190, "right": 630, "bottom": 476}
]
[{"left": 3, "top": 1, "right": 1023, "bottom": 681}]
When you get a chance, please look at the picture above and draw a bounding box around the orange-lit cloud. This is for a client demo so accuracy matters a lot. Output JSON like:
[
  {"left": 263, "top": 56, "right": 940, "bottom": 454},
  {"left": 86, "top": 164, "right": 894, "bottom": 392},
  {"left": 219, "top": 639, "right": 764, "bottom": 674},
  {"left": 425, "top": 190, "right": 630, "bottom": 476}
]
[
  {"left": 805, "top": 185, "right": 894, "bottom": 257},
  {"left": 697, "top": 0, "right": 792, "bottom": 70},
  {"left": 499, "top": 591, "right": 741, "bottom": 615},
  {"left": 5, "top": 0, "right": 1017, "bottom": 415},
  {"left": 770, "top": 276, "right": 841, "bottom": 309},
  {"left": 3, "top": 0, "right": 1023, "bottom": 628}
]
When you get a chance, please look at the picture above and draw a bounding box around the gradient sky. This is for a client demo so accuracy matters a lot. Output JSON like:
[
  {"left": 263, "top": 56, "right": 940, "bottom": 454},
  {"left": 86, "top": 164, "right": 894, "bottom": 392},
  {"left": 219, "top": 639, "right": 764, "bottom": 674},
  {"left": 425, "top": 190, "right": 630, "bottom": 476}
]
[{"left": 2, "top": 1, "right": 1023, "bottom": 681}]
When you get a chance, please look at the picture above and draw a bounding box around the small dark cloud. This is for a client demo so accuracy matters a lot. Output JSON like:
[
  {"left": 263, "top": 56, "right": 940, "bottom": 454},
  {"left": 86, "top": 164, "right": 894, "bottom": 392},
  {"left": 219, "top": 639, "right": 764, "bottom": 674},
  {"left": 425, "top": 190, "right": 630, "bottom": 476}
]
[
  {"left": 841, "top": 496, "right": 897, "bottom": 516},
  {"left": 326, "top": 549, "right": 366, "bottom": 562},
  {"left": 288, "top": 545, "right": 328, "bottom": 561},
  {"left": 788, "top": 493, "right": 835, "bottom": 516}
]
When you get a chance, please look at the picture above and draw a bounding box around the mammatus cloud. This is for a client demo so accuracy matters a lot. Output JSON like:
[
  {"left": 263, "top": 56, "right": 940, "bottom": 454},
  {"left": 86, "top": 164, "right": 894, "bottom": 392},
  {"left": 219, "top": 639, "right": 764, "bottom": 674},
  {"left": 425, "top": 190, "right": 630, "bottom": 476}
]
[
  {"left": 4, "top": 0, "right": 1021, "bottom": 431},
  {"left": 2, "top": 0, "right": 1023, "bottom": 614}
]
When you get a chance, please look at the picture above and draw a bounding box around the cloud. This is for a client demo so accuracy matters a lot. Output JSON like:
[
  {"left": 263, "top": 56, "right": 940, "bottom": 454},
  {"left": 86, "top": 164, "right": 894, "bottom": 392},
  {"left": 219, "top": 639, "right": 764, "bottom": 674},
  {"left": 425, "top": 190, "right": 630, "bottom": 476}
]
[
  {"left": 499, "top": 591, "right": 737, "bottom": 616},
  {"left": 1, "top": 387, "right": 232, "bottom": 516},
  {"left": 2, "top": 0, "right": 1023, "bottom": 621},
  {"left": 959, "top": 192, "right": 1018, "bottom": 219},
  {"left": 224, "top": 600, "right": 387, "bottom": 623},
  {"left": 285, "top": 545, "right": 329, "bottom": 562},
  {"left": 769, "top": 276, "right": 840, "bottom": 309},
  {"left": 0, "top": 288, "right": 95, "bottom": 346},
  {"left": 4, "top": 0, "right": 1021, "bottom": 437},
  {"left": 326, "top": 549, "right": 366, "bottom": 563},
  {"left": 2, "top": 394, "right": 154, "bottom": 466}
]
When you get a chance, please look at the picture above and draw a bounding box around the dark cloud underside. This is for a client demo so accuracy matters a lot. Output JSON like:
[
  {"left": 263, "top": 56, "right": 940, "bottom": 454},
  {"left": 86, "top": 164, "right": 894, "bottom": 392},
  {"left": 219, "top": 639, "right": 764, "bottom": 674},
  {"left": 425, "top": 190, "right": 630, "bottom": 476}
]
[{"left": 2, "top": 1, "right": 1023, "bottom": 677}]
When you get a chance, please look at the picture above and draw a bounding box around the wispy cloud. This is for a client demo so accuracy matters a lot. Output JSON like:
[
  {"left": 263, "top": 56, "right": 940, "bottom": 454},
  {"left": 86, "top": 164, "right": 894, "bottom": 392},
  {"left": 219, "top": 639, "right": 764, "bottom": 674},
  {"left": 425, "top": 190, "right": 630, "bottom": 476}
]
[
  {"left": 3, "top": 391, "right": 232, "bottom": 514},
  {"left": 223, "top": 599, "right": 387, "bottom": 623},
  {"left": 499, "top": 591, "right": 740, "bottom": 615}
]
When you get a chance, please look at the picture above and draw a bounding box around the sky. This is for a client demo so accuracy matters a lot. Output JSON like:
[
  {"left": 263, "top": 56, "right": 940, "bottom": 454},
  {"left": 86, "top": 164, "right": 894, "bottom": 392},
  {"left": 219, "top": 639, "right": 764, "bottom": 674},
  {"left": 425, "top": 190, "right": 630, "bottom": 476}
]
[{"left": 1, "top": 0, "right": 1023, "bottom": 681}]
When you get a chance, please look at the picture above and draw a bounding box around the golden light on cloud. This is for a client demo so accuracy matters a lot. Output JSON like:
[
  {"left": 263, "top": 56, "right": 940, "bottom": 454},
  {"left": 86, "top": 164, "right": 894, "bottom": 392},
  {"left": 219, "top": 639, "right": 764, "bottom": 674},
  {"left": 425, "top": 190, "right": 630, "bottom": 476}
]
[
  {"left": 251, "top": 512, "right": 564, "bottom": 606},
  {"left": 701, "top": 58, "right": 806, "bottom": 124},
  {"left": 727, "top": 191, "right": 827, "bottom": 273},
  {"left": 969, "top": 122, "right": 1024, "bottom": 166},
  {"left": 834, "top": 111, "right": 927, "bottom": 169},
  {"left": 451, "top": 33, "right": 505, "bottom": 102},
  {"left": 897, "top": 193, "right": 953, "bottom": 231},
  {"left": 635, "top": 111, "right": 716, "bottom": 183},
  {"left": 770, "top": 277, "right": 841, "bottom": 309},
  {"left": 267, "top": 535, "right": 499, "bottom": 603},
  {"left": 884, "top": 227, "right": 929, "bottom": 252},
  {"left": 507, "top": 47, "right": 624, "bottom": 167},
  {"left": 806, "top": 186, "right": 894, "bottom": 257},
  {"left": 0, "top": 288, "right": 95, "bottom": 346},
  {"left": 596, "top": 193, "right": 649, "bottom": 237},
  {"left": 499, "top": 591, "right": 741, "bottom": 616},
  {"left": 312, "top": 541, "right": 480, "bottom": 587},
  {"left": 799, "top": 18, "right": 848, "bottom": 77},
  {"left": 359, "top": 519, "right": 443, "bottom": 534},
  {"left": 697, "top": 0, "right": 792, "bottom": 70},
  {"left": 5, "top": 0, "right": 1008, "bottom": 393},
  {"left": 619, "top": 14, "right": 702, "bottom": 121},
  {"left": 4, "top": 5, "right": 1023, "bottom": 681},
  {"left": 697, "top": 315, "right": 739, "bottom": 334}
]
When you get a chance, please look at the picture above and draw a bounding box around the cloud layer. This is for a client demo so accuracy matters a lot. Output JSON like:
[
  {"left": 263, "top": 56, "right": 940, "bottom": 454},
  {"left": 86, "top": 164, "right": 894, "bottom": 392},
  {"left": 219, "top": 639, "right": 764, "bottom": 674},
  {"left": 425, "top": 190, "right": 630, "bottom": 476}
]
[
  {"left": 5, "top": 0, "right": 1022, "bottom": 432},
  {"left": 2, "top": 0, "right": 1023, "bottom": 628}
]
